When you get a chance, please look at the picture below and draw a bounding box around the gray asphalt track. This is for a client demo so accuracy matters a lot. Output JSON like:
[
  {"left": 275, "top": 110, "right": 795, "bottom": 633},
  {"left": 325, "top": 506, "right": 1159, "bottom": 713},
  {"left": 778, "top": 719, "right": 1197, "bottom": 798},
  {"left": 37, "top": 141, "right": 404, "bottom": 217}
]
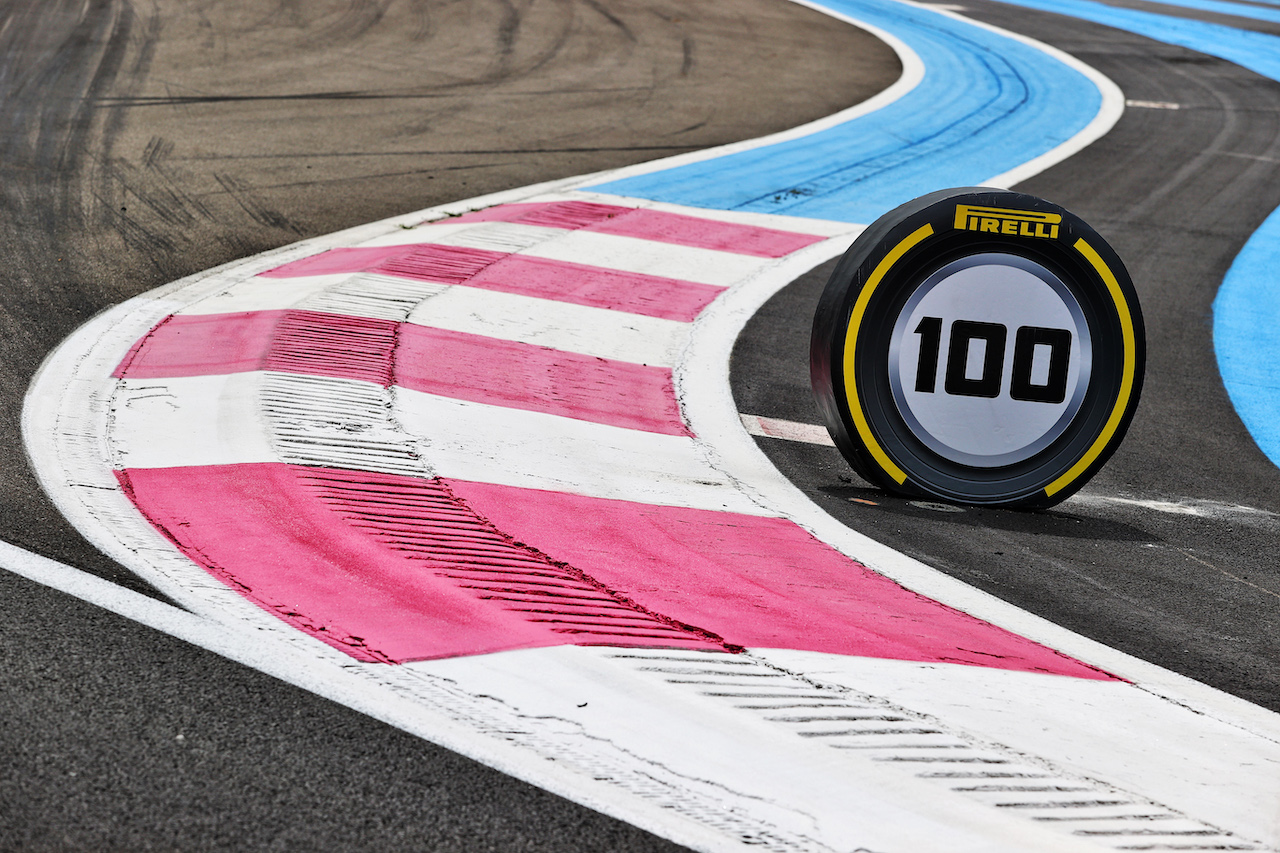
[
  {"left": 733, "top": 0, "right": 1280, "bottom": 712},
  {"left": 0, "top": 2, "right": 895, "bottom": 849}
]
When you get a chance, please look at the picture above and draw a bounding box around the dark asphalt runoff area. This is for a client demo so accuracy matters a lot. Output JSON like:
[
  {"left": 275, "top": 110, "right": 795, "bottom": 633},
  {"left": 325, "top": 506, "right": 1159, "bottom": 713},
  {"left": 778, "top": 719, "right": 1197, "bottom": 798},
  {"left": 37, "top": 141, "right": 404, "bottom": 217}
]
[
  {"left": 0, "top": 2, "right": 895, "bottom": 850},
  {"left": 734, "top": 0, "right": 1280, "bottom": 713}
]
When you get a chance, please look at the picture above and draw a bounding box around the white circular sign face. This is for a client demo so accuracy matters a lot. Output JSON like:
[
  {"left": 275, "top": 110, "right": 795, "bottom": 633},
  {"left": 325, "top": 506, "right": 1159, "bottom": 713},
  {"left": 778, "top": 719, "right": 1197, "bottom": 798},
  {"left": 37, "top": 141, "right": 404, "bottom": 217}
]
[{"left": 888, "top": 253, "right": 1091, "bottom": 468}]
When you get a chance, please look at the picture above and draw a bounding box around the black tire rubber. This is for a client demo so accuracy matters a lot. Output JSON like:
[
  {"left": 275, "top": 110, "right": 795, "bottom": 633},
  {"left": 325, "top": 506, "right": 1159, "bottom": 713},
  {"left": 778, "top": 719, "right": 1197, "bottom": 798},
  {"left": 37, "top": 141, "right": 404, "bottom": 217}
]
[{"left": 811, "top": 187, "right": 1145, "bottom": 509}]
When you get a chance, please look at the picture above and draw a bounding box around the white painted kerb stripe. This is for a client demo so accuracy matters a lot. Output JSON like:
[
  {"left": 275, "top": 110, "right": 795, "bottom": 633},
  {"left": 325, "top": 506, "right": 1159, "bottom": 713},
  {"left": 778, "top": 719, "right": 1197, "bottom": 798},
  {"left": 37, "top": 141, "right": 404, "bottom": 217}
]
[
  {"left": 407, "top": 286, "right": 690, "bottom": 368},
  {"left": 175, "top": 274, "right": 448, "bottom": 319},
  {"left": 522, "top": 229, "right": 767, "bottom": 287},
  {"left": 353, "top": 220, "right": 771, "bottom": 288},
  {"left": 395, "top": 390, "right": 771, "bottom": 516},
  {"left": 113, "top": 374, "right": 277, "bottom": 470}
]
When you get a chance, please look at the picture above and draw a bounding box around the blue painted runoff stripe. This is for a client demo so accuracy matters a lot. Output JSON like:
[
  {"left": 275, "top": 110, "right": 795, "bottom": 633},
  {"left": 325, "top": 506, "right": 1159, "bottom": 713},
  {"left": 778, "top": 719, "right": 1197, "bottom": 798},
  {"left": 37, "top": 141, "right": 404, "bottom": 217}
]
[
  {"left": 989, "top": 0, "right": 1280, "bottom": 467},
  {"left": 1214, "top": 209, "right": 1280, "bottom": 463},
  {"left": 589, "top": 0, "right": 1102, "bottom": 224}
]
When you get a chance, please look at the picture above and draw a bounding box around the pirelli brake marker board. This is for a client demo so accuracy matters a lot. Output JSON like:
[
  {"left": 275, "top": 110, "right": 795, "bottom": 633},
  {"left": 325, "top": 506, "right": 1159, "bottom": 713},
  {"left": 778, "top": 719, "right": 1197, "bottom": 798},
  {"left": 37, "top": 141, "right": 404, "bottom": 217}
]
[{"left": 811, "top": 188, "right": 1145, "bottom": 509}]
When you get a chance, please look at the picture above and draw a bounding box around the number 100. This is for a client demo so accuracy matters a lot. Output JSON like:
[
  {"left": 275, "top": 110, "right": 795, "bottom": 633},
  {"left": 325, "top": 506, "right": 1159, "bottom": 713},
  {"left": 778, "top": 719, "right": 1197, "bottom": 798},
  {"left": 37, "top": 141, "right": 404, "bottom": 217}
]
[{"left": 913, "top": 317, "right": 1072, "bottom": 404}]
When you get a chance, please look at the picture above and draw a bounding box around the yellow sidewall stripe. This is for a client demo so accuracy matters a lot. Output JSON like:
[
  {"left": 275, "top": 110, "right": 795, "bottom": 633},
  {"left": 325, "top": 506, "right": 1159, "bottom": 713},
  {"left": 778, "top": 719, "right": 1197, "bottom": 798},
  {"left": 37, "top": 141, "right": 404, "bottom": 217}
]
[
  {"left": 1044, "top": 238, "right": 1137, "bottom": 497},
  {"left": 840, "top": 223, "right": 934, "bottom": 485}
]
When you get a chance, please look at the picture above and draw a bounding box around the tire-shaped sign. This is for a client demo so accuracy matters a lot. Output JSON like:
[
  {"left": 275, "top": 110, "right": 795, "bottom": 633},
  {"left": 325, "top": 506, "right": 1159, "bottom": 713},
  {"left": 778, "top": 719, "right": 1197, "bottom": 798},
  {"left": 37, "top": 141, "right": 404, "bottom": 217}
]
[{"left": 811, "top": 188, "right": 1144, "bottom": 509}]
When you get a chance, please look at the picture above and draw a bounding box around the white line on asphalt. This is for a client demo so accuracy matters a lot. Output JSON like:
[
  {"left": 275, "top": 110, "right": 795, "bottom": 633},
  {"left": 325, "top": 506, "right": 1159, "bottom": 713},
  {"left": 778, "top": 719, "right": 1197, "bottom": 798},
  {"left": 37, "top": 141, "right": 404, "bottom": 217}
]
[
  {"left": 1126, "top": 99, "right": 1182, "bottom": 109},
  {"left": 739, "top": 414, "right": 836, "bottom": 446}
]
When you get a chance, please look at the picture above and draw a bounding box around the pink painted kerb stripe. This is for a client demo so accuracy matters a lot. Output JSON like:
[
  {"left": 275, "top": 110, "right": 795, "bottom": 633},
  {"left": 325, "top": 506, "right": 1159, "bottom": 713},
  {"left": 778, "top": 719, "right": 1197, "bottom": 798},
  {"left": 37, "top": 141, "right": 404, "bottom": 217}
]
[
  {"left": 261, "top": 243, "right": 722, "bottom": 322},
  {"left": 439, "top": 201, "right": 826, "bottom": 257},
  {"left": 114, "top": 311, "right": 691, "bottom": 436},
  {"left": 396, "top": 325, "right": 690, "bottom": 436},
  {"left": 117, "top": 460, "right": 1117, "bottom": 678}
]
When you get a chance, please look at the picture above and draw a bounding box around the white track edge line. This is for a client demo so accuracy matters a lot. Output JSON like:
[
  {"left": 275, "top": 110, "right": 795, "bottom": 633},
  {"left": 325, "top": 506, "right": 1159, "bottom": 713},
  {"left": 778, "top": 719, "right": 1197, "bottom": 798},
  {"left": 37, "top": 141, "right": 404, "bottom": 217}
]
[{"left": 0, "top": 538, "right": 747, "bottom": 853}]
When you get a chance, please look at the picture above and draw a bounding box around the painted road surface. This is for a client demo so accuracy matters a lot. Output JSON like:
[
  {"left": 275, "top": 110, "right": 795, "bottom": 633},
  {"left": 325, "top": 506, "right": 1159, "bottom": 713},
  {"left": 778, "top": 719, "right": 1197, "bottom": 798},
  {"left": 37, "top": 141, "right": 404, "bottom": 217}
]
[
  {"left": 11, "top": 0, "right": 1280, "bottom": 850},
  {"left": 26, "top": 183, "right": 1280, "bottom": 850},
  {"left": 0, "top": 5, "right": 900, "bottom": 848}
]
